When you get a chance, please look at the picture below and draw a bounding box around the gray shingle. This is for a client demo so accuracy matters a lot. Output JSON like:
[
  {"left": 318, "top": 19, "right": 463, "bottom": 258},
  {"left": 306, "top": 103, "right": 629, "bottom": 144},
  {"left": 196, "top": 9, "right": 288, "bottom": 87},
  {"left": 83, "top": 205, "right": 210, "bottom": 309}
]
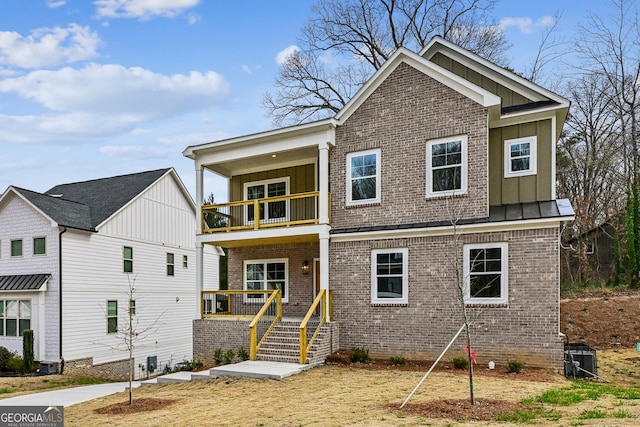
[{"left": 0, "top": 274, "right": 51, "bottom": 291}]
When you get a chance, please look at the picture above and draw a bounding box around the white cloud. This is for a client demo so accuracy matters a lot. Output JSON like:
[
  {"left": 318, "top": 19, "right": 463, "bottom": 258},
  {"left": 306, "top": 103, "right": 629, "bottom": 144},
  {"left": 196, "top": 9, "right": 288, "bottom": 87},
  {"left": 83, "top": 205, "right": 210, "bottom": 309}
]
[
  {"left": 276, "top": 45, "right": 299, "bottom": 65},
  {"left": 94, "top": 0, "right": 200, "bottom": 20},
  {"left": 0, "top": 24, "right": 100, "bottom": 69},
  {"left": 46, "top": 0, "right": 67, "bottom": 8},
  {"left": 241, "top": 64, "right": 252, "bottom": 75},
  {"left": 0, "top": 63, "right": 230, "bottom": 119},
  {"left": 499, "top": 16, "right": 557, "bottom": 34},
  {"left": 187, "top": 12, "right": 201, "bottom": 25}
]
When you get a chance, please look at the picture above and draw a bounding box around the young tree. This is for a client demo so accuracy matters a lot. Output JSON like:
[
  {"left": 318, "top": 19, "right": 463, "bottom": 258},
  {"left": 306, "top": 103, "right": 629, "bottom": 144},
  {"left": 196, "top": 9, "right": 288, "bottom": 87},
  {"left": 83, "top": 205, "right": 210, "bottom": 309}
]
[{"left": 263, "top": 0, "right": 510, "bottom": 125}]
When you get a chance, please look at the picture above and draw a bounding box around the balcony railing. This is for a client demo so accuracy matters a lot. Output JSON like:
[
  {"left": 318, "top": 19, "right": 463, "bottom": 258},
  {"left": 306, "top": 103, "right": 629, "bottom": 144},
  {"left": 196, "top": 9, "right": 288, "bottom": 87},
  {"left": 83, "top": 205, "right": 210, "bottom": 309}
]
[
  {"left": 201, "top": 290, "right": 281, "bottom": 318},
  {"left": 201, "top": 191, "right": 328, "bottom": 233}
]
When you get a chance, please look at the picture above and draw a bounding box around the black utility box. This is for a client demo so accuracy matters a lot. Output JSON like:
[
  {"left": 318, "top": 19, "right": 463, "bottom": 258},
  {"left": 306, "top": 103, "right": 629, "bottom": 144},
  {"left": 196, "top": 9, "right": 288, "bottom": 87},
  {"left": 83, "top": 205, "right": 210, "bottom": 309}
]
[
  {"left": 564, "top": 343, "right": 598, "bottom": 378},
  {"left": 39, "top": 361, "right": 58, "bottom": 374}
]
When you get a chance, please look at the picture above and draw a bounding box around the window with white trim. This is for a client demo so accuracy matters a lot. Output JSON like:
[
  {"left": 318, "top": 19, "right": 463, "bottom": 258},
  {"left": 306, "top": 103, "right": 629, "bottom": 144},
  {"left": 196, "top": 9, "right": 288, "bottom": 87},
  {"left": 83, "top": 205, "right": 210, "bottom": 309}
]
[
  {"left": 504, "top": 136, "right": 537, "bottom": 177},
  {"left": 426, "top": 136, "right": 468, "bottom": 196},
  {"left": 244, "top": 259, "right": 288, "bottom": 303},
  {"left": 371, "top": 248, "right": 408, "bottom": 304},
  {"left": 244, "top": 178, "right": 289, "bottom": 224},
  {"left": 123, "top": 246, "right": 133, "bottom": 273},
  {"left": 33, "top": 237, "right": 46, "bottom": 256},
  {"left": 347, "top": 149, "right": 381, "bottom": 205},
  {"left": 10, "top": 239, "right": 22, "bottom": 257},
  {"left": 1, "top": 300, "right": 31, "bottom": 337},
  {"left": 167, "top": 253, "right": 175, "bottom": 276},
  {"left": 464, "top": 243, "right": 508, "bottom": 304},
  {"left": 107, "top": 300, "right": 118, "bottom": 333},
  {"left": 183, "top": 255, "right": 188, "bottom": 268}
]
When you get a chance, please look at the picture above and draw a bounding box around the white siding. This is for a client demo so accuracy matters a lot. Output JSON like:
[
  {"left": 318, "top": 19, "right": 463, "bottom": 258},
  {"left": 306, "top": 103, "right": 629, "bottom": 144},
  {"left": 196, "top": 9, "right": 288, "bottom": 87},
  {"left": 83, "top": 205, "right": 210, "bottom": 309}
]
[
  {"left": 0, "top": 193, "right": 60, "bottom": 360},
  {"left": 99, "top": 173, "right": 196, "bottom": 248}
]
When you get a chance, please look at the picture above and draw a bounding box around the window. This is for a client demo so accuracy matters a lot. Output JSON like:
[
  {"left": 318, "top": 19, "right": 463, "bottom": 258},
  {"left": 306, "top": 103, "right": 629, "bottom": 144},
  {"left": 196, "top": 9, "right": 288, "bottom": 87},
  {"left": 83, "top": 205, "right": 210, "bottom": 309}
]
[
  {"left": 244, "top": 178, "right": 289, "bottom": 224},
  {"left": 504, "top": 136, "right": 537, "bottom": 177},
  {"left": 123, "top": 246, "right": 133, "bottom": 273},
  {"left": 244, "top": 259, "right": 288, "bottom": 302},
  {"left": 183, "top": 255, "right": 188, "bottom": 268},
  {"left": 129, "top": 299, "right": 136, "bottom": 316},
  {"left": 33, "top": 237, "right": 46, "bottom": 255},
  {"left": 426, "top": 136, "right": 468, "bottom": 196},
  {"left": 167, "top": 253, "right": 175, "bottom": 276},
  {"left": 107, "top": 300, "right": 118, "bottom": 333},
  {"left": 10, "top": 239, "right": 22, "bottom": 257},
  {"left": 371, "top": 248, "right": 408, "bottom": 304},
  {"left": 586, "top": 243, "right": 595, "bottom": 255},
  {"left": 347, "top": 149, "right": 381, "bottom": 205},
  {"left": 464, "top": 243, "right": 508, "bottom": 305},
  {"left": 1, "top": 300, "right": 31, "bottom": 336}
]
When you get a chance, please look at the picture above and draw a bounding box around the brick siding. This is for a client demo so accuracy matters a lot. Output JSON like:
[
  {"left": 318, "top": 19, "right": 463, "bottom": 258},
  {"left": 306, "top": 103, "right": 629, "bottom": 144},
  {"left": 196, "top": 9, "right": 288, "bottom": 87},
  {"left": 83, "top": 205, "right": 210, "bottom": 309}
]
[{"left": 64, "top": 357, "right": 130, "bottom": 380}]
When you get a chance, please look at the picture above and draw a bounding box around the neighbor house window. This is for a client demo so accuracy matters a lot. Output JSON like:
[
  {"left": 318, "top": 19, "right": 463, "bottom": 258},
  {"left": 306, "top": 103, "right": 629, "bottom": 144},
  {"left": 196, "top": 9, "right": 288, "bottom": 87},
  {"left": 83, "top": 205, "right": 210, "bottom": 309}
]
[
  {"left": 129, "top": 299, "right": 136, "bottom": 316},
  {"left": 183, "top": 255, "right": 188, "bottom": 268},
  {"left": 167, "top": 253, "right": 175, "bottom": 276},
  {"left": 33, "top": 237, "right": 46, "bottom": 255},
  {"left": 10, "top": 239, "right": 22, "bottom": 257},
  {"left": 123, "top": 246, "right": 133, "bottom": 273},
  {"left": 1, "top": 300, "right": 31, "bottom": 336},
  {"left": 107, "top": 300, "right": 118, "bottom": 333},
  {"left": 347, "top": 149, "right": 381, "bottom": 205},
  {"left": 371, "top": 248, "right": 408, "bottom": 304},
  {"left": 426, "top": 135, "right": 468, "bottom": 197},
  {"left": 464, "top": 243, "right": 508, "bottom": 305},
  {"left": 244, "top": 259, "right": 288, "bottom": 303},
  {"left": 244, "top": 178, "right": 289, "bottom": 224},
  {"left": 504, "top": 136, "right": 537, "bottom": 177}
]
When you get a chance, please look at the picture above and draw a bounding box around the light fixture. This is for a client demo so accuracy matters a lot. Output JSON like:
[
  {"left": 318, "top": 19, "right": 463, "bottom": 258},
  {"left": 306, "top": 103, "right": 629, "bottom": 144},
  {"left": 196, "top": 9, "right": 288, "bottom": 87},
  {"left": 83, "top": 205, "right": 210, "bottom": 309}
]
[
  {"left": 302, "top": 260, "right": 310, "bottom": 275},
  {"left": 271, "top": 154, "right": 277, "bottom": 158}
]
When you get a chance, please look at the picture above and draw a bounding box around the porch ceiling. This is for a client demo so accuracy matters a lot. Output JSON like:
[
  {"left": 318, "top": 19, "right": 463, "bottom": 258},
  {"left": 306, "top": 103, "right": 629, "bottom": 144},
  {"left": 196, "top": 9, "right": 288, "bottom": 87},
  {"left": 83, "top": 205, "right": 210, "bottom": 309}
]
[{"left": 202, "top": 233, "right": 319, "bottom": 248}]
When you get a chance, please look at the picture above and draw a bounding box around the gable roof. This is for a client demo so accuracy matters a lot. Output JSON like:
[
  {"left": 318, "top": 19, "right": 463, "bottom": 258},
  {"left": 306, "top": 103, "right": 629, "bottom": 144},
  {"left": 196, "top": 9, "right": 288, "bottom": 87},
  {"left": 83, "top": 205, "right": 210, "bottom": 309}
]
[{"left": 2, "top": 168, "right": 175, "bottom": 231}]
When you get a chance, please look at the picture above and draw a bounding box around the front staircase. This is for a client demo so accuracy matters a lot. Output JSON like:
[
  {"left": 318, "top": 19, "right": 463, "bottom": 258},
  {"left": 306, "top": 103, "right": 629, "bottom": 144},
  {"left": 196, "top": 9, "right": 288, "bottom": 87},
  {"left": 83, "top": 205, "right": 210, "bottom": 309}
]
[{"left": 256, "top": 318, "right": 332, "bottom": 365}]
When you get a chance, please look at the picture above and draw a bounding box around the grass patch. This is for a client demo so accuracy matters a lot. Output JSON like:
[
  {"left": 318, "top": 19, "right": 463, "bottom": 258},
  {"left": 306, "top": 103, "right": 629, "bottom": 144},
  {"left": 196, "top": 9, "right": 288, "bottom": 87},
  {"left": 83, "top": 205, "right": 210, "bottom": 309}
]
[
  {"left": 577, "top": 408, "right": 607, "bottom": 419},
  {"left": 529, "top": 380, "right": 640, "bottom": 406},
  {"left": 495, "top": 406, "right": 560, "bottom": 423},
  {"left": 0, "top": 388, "right": 14, "bottom": 395},
  {"left": 612, "top": 409, "right": 635, "bottom": 418}
]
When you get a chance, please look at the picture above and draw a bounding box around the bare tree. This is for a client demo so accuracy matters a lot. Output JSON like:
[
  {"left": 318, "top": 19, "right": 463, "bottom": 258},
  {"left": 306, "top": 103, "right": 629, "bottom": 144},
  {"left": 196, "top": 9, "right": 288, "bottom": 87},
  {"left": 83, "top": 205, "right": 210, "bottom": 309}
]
[
  {"left": 263, "top": 0, "right": 510, "bottom": 125},
  {"left": 523, "top": 11, "right": 565, "bottom": 86}
]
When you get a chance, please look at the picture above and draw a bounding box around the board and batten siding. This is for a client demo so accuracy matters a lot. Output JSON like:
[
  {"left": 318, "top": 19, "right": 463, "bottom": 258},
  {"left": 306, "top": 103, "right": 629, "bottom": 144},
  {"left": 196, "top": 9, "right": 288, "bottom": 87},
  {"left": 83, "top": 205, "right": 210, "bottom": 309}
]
[
  {"left": 229, "top": 164, "right": 316, "bottom": 202},
  {"left": 60, "top": 230, "right": 215, "bottom": 368},
  {"left": 0, "top": 193, "right": 60, "bottom": 361},
  {"left": 489, "top": 119, "right": 553, "bottom": 206},
  {"left": 99, "top": 173, "right": 196, "bottom": 248}
]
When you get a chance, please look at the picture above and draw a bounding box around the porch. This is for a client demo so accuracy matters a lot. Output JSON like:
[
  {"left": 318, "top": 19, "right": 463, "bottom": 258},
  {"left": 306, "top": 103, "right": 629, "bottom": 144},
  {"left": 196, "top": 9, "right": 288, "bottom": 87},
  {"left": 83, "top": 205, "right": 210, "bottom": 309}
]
[{"left": 194, "top": 290, "right": 338, "bottom": 365}]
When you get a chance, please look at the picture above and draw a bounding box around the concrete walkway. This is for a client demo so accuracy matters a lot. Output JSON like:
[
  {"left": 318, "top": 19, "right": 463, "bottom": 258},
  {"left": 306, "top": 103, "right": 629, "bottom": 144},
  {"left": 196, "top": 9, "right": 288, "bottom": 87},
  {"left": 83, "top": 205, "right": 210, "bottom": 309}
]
[{"left": 0, "top": 361, "right": 311, "bottom": 408}]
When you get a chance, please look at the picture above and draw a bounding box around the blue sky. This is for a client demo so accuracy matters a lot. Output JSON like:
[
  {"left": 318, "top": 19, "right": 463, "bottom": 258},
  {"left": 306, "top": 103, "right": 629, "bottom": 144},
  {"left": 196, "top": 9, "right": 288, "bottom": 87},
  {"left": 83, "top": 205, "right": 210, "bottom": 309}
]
[{"left": 0, "top": 0, "right": 609, "bottom": 201}]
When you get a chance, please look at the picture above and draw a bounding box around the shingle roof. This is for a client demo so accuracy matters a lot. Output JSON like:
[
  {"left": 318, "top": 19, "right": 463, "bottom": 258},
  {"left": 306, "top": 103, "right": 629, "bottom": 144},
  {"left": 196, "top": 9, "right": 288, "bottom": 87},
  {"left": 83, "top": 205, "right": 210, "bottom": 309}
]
[
  {"left": 13, "top": 168, "right": 171, "bottom": 231},
  {"left": 330, "top": 199, "right": 574, "bottom": 235},
  {"left": 0, "top": 274, "right": 51, "bottom": 291}
]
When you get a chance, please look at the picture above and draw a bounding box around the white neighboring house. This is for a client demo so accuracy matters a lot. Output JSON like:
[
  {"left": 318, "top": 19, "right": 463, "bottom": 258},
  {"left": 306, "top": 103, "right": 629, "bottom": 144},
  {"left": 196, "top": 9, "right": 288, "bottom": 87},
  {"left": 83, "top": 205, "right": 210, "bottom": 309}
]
[{"left": 0, "top": 168, "right": 220, "bottom": 379}]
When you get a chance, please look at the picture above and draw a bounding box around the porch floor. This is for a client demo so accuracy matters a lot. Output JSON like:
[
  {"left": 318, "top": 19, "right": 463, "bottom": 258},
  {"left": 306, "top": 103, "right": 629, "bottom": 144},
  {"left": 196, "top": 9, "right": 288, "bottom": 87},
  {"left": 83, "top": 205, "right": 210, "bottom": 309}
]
[{"left": 142, "top": 360, "right": 311, "bottom": 384}]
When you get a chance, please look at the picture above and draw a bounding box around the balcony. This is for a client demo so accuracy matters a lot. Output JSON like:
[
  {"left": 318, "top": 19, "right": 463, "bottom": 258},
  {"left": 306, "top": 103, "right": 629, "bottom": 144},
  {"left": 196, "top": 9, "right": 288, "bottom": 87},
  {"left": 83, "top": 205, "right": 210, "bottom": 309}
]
[{"left": 201, "top": 191, "right": 329, "bottom": 234}]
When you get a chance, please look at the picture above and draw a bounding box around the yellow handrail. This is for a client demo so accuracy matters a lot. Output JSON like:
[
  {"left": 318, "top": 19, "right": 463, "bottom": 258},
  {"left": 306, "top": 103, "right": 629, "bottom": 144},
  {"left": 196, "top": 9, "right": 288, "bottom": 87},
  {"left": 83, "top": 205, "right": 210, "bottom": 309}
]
[
  {"left": 299, "top": 289, "right": 326, "bottom": 364},
  {"left": 249, "top": 290, "right": 282, "bottom": 360}
]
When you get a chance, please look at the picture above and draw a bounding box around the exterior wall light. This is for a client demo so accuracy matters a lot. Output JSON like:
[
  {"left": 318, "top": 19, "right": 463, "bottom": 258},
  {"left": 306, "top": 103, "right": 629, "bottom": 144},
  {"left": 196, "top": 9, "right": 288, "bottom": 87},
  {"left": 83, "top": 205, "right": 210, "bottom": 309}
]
[{"left": 302, "top": 260, "right": 310, "bottom": 275}]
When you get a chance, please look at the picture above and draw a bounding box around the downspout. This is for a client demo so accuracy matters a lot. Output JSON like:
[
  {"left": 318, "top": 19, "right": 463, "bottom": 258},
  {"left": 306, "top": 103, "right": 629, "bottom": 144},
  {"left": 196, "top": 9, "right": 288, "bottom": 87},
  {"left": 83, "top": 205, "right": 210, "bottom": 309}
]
[{"left": 59, "top": 227, "right": 67, "bottom": 374}]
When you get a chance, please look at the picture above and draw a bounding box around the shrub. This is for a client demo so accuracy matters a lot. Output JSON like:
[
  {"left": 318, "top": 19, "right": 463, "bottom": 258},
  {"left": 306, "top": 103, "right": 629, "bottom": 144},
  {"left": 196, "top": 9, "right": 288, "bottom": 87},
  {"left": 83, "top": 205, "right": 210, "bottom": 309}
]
[
  {"left": 213, "top": 348, "right": 224, "bottom": 365},
  {"left": 6, "top": 355, "right": 25, "bottom": 374},
  {"left": 222, "top": 349, "right": 235, "bottom": 365},
  {"left": 506, "top": 359, "right": 524, "bottom": 373},
  {"left": 23, "top": 329, "right": 34, "bottom": 372},
  {"left": 237, "top": 346, "right": 249, "bottom": 361},
  {"left": 389, "top": 355, "right": 406, "bottom": 366},
  {"left": 0, "top": 347, "right": 12, "bottom": 371},
  {"left": 176, "top": 358, "right": 204, "bottom": 371},
  {"left": 452, "top": 356, "right": 469, "bottom": 370},
  {"left": 350, "top": 347, "right": 370, "bottom": 363}
]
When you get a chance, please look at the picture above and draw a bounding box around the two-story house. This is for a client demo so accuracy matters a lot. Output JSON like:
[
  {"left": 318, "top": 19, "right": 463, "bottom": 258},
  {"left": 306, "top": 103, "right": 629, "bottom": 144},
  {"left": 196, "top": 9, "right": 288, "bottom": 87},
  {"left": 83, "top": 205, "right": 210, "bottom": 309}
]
[
  {"left": 0, "top": 168, "right": 220, "bottom": 379},
  {"left": 184, "top": 37, "right": 574, "bottom": 369}
]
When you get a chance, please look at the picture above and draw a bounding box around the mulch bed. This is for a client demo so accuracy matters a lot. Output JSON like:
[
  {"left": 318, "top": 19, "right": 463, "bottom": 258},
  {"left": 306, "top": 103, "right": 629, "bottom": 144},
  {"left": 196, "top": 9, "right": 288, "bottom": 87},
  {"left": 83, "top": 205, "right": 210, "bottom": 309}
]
[
  {"left": 94, "top": 398, "right": 178, "bottom": 415},
  {"left": 394, "top": 398, "right": 529, "bottom": 421}
]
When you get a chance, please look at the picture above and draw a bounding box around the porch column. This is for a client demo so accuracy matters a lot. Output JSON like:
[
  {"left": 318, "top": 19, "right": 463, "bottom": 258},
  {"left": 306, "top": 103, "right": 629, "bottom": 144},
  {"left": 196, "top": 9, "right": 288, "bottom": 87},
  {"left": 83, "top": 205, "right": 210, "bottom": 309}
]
[
  {"left": 320, "top": 234, "right": 330, "bottom": 321},
  {"left": 196, "top": 242, "right": 204, "bottom": 319},
  {"left": 195, "top": 166, "right": 203, "bottom": 234},
  {"left": 319, "top": 142, "right": 330, "bottom": 224}
]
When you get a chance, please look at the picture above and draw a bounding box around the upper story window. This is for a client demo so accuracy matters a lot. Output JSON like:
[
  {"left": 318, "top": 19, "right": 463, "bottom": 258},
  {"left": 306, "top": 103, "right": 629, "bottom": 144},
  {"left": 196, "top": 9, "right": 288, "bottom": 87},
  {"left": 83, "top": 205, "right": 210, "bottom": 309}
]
[
  {"left": 167, "top": 253, "right": 175, "bottom": 276},
  {"left": 504, "top": 136, "right": 537, "bottom": 178},
  {"left": 244, "top": 178, "right": 289, "bottom": 224},
  {"left": 426, "top": 135, "right": 468, "bottom": 197},
  {"left": 371, "top": 248, "right": 408, "bottom": 304},
  {"left": 123, "top": 246, "right": 133, "bottom": 273},
  {"left": 347, "top": 148, "right": 381, "bottom": 205},
  {"left": 33, "top": 237, "right": 46, "bottom": 256},
  {"left": 464, "top": 242, "right": 508, "bottom": 305},
  {"left": 183, "top": 255, "right": 188, "bottom": 268},
  {"left": 10, "top": 239, "right": 22, "bottom": 257}
]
